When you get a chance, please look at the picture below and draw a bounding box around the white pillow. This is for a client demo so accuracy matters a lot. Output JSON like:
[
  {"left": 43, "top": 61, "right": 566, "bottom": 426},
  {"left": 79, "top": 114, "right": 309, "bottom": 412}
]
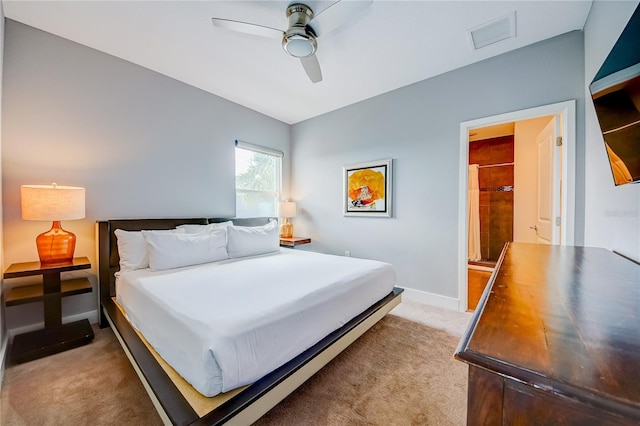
[
  {"left": 115, "top": 228, "right": 185, "bottom": 272},
  {"left": 226, "top": 220, "right": 279, "bottom": 259},
  {"left": 177, "top": 221, "right": 233, "bottom": 234},
  {"left": 142, "top": 228, "right": 228, "bottom": 271}
]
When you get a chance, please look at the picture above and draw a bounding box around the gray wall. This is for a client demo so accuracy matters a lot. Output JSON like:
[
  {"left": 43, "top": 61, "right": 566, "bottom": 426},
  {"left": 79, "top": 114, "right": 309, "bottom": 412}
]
[
  {"left": 2, "top": 20, "right": 290, "bottom": 329},
  {"left": 291, "top": 31, "right": 585, "bottom": 302}
]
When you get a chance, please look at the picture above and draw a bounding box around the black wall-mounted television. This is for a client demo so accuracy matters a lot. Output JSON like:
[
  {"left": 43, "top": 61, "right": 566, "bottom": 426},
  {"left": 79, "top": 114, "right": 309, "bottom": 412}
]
[{"left": 589, "top": 4, "right": 640, "bottom": 186}]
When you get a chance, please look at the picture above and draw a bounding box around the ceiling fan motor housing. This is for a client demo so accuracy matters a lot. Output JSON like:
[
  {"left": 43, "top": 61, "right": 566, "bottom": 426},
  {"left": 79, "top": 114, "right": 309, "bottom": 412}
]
[{"left": 282, "top": 3, "right": 317, "bottom": 58}]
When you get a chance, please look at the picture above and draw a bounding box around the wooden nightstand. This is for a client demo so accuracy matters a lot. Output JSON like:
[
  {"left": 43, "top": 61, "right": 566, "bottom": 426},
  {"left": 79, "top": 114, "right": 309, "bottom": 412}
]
[
  {"left": 4, "top": 257, "right": 94, "bottom": 363},
  {"left": 280, "top": 237, "right": 311, "bottom": 247}
]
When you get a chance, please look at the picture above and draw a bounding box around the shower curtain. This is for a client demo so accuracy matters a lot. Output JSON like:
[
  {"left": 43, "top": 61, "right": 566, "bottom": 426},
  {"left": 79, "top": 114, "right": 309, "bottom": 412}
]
[{"left": 468, "top": 164, "right": 481, "bottom": 262}]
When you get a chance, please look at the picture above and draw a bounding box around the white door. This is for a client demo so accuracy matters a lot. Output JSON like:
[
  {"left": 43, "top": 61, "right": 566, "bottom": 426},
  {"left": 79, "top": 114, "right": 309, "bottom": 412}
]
[{"left": 535, "top": 116, "right": 561, "bottom": 244}]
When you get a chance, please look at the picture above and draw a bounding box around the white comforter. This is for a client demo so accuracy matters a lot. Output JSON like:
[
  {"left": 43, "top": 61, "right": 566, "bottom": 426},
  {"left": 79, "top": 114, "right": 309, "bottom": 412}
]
[{"left": 116, "top": 249, "right": 396, "bottom": 396}]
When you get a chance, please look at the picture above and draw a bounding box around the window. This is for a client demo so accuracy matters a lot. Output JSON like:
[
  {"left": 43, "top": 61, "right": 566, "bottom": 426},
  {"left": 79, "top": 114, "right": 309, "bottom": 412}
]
[{"left": 235, "top": 141, "right": 282, "bottom": 218}]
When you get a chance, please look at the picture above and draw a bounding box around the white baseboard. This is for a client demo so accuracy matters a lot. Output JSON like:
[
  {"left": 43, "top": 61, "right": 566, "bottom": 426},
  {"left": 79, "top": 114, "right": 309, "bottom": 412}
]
[
  {"left": 398, "top": 286, "right": 460, "bottom": 311},
  {"left": 7, "top": 309, "right": 99, "bottom": 339}
]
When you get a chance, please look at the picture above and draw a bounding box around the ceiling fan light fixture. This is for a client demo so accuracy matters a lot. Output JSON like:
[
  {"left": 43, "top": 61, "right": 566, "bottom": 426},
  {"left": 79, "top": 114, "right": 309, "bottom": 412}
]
[
  {"left": 282, "top": 3, "right": 317, "bottom": 58},
  {"left": 213, "top": 0, "right": 362, "bottom": 82},
  {"left": 282, "top": 33, "right": 317, "bottom": 57}
]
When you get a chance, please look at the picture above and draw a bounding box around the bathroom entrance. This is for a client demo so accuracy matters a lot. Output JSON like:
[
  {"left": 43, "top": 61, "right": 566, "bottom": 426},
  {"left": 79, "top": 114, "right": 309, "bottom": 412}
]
[
  {"left": 458, "top": 101, "right": 576, "bottom": 312},
  {"left": 466, "top": 125, "right": 515, "bottom": 309},
  {"left": 468, "top": 115, "right": 562, "bottom": 260},
  {"left": 468, "top": 124, "right": 515, "bottom": 265}
]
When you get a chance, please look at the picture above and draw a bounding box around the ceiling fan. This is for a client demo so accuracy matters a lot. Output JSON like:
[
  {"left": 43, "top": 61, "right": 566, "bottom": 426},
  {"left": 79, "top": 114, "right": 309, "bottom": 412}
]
[{"left": 211, "top": 1, "right": 372, "bottom": 83}]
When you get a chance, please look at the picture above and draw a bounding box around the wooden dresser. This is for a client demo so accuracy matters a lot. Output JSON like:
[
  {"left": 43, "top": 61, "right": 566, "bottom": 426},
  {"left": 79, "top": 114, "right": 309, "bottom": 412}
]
[{"left": 455, "top": 242, "right": 640, "bottom": 425}]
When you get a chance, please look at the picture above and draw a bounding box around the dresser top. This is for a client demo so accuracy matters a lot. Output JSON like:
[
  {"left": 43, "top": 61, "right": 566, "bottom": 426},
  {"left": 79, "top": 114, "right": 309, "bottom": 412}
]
[{"left": 456, "top": 243, "right": 640, "bottom": 415}]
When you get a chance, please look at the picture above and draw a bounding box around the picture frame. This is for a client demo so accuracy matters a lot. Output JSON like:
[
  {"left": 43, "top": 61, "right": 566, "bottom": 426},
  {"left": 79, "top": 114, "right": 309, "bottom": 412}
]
[{"left": 343, "top": 159, "right": 393, "bottom": 217}]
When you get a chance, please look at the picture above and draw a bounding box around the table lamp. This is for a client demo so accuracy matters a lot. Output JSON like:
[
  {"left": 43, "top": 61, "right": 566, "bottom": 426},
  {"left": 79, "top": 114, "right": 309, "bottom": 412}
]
[
  {"left": 278, "top": 201, "right": 296, "bottom": 238},
  {"left": 21, "top": 183, "right": 85, "bottom": 265}
]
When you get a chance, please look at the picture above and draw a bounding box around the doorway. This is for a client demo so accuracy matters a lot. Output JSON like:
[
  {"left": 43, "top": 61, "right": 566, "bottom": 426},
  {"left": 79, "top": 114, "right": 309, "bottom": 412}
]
[
  {"left": 468, "top": 126, "right": 515, "bottom": 264},
  {"left": 457, "top": 101, "right": 576, "bottom": 312}
]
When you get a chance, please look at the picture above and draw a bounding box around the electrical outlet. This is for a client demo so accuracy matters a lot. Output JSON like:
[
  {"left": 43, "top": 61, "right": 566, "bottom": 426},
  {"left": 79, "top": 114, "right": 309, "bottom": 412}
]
[{"left": 344, "top": 250, "right": 351, "bottom": 257}]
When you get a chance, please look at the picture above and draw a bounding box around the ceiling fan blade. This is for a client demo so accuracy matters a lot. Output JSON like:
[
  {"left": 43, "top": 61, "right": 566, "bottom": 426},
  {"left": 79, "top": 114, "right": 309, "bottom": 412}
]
[
  {"left": 211, "top": 17, "right": 283, "bottom": 39},
  {"left": 310, "top": 0, "right": 373, "bottom": 36},
  {"left": 300, "top": 55, "right": 323, "bottom": 83}
]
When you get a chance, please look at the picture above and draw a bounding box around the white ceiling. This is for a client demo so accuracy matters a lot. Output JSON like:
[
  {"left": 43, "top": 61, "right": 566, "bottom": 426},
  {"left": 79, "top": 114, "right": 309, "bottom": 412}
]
[{"left": 2, "top": 1, "right": 593, "bottom": 124}]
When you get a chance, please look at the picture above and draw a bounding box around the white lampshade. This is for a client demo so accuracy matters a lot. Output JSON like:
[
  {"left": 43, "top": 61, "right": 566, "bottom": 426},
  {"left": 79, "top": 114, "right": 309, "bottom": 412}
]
[
  {"left": 21, "top": 184, "right": 85, "bottom": 221},
  {"left": 279, "top": 201, "right": 297, "bottom": 218}
]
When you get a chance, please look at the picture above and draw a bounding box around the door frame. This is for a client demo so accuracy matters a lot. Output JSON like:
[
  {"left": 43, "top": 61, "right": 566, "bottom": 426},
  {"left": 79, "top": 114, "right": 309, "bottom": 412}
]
[{"left": 457, "top": 100, "right": 576, "bottom": 312}]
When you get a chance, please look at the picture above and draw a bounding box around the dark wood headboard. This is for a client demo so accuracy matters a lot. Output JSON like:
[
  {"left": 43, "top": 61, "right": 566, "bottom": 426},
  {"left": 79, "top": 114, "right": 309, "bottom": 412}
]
[{"left": 97, "top": 217, "right": 271, "bottom": 327}]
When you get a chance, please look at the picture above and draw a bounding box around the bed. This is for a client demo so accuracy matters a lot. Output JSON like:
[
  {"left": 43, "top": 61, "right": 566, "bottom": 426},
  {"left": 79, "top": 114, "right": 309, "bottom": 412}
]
[{"left": 98, "top": 217, "right": 403, "bottom": 425}]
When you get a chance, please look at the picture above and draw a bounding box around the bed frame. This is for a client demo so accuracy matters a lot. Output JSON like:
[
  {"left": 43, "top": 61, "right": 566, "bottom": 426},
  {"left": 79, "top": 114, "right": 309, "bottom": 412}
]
[{"left": 98, "top": 218, "right": 403, "bottom": 425}]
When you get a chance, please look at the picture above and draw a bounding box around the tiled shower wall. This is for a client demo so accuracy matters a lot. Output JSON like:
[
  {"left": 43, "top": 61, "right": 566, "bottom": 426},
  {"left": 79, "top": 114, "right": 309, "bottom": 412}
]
[{"left": 469, "top": 136, "right": 514, "bottom": 261}]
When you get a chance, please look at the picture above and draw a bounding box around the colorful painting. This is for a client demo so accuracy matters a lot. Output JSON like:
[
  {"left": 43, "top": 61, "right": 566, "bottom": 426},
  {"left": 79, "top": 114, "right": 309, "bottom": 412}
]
[{"left": 343, "top": 159, "right": 392, "bottom": 217}]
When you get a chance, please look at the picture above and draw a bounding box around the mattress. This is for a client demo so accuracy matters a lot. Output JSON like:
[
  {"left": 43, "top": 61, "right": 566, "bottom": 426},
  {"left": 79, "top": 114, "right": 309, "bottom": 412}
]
[{"left": 116, "top": 249, "right": 396, "bottom": 397}]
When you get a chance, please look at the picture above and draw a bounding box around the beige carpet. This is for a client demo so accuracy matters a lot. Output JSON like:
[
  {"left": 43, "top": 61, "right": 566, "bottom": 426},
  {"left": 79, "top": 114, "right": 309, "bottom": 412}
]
[
  {"left": 1, "top": 304, "right": 469, "bottom": 425},
  {"left": 255, "top": 314, "right": 468, "bottom": 425},
  {"left": 0, "top": 322, "right": 163, "bottom": 425}
]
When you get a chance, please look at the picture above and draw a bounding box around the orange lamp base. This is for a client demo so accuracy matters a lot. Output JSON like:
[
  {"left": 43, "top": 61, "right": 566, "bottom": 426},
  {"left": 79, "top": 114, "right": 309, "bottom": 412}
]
[
  {"left": 36, "top": 221, "right": 76, "bottom": 265},
  {"left": 280, "top": 219, "right": 293, "bottom": 239}
]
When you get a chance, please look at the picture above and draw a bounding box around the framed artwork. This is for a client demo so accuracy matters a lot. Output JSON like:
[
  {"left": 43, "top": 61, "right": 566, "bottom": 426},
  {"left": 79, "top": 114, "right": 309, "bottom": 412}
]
[{"left": 343, "top": 159, "right": 393, "bottom": 217}]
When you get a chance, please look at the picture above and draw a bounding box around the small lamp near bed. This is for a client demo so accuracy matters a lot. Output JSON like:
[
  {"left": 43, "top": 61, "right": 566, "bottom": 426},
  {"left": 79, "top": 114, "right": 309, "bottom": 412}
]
[
  {"left": 21, "top": 183, "right": 85, "bottom": 265},
  {"left": 278, "top": 200, "right": 296, "bottom": 238}
]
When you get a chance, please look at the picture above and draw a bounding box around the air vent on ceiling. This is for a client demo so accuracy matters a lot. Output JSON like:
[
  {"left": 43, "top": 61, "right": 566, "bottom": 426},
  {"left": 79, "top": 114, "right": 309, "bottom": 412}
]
[{"left": 468, "top": 11, "right": 516, "bottom": 50}]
